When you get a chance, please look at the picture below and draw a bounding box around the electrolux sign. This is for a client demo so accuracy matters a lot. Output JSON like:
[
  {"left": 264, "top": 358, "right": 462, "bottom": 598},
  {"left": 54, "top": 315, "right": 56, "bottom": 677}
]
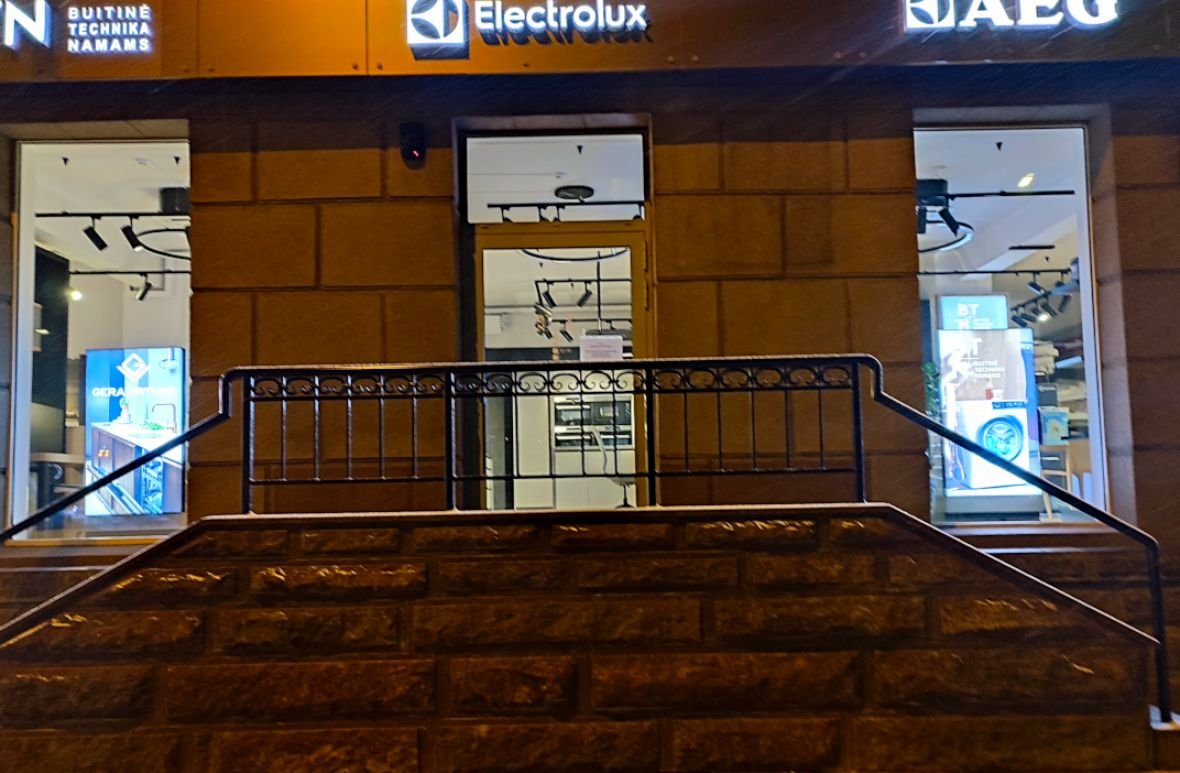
[
  {"left": 905, "top": 0, "right": 1120, "bottom": 31},
  {"left": 407, "top": 0, "right": 650, "bottom": 58},
  {"left": 0, "top": 1, "right": 155, "bottom": 54}
]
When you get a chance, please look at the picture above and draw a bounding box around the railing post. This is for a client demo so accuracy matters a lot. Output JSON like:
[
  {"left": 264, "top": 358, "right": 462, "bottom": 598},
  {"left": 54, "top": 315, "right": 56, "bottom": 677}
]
[
  {"left": 240, "top": 377, "right": 255, "bottom": 514},
  {"left": 644, "top": 364, "right": 658, "bottom": 506},
  {"left": 1149, "top": 548, "right": 1174, "bottom": 719},
  {"left": 851, "top": 366, "right": 867, "bottom": 502},
  {"left": 444, "top": 371, "right": 457, "bottom": 511}
]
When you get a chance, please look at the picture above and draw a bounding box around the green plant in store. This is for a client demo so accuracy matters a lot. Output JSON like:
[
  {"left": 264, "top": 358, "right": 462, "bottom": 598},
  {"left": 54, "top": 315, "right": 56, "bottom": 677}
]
[{"left": 922, "top": 362, "right": 942, "bottom": 420}]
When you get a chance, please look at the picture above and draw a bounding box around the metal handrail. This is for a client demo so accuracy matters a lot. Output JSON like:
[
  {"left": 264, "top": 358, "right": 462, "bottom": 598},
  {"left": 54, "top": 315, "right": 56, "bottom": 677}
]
[
  {"left": 0, "top": 375, "right": 239, "bottom": 544},
  {"left": 0, "top": 354, "right": 1168, "bottom": 716},
  {"left": 861, "top": 357, "right": 1172, "bottom": 720}
]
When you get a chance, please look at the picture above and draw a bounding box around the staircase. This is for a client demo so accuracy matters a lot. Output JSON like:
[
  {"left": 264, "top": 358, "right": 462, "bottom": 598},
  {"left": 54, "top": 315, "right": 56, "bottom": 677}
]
[
  {"left": 0, "top": 504, "right": 1156, "bottom": 772},
  {"left": 0, "top": 545, "right": 133, "bottom": 626}
]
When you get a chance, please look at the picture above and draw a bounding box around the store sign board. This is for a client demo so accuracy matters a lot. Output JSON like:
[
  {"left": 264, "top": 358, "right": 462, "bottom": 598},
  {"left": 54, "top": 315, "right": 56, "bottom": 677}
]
[
  {"left": 905, "top": 0, "right": 1120, "bottom": 31},
  {"left": 407, "top": 0, "right": 650, "bottom": 59},
  {"left": 0, "top": 1, "right": 155, "bottom": 54},
  {"left": 0, "top": 0, "right": 49, "bottom": 49},
  {"left": 67, "top": 5, "right": 155, "bottom": 54},
  {"left": 939, "top": 295, "right": 1010, "bottom": 331}
]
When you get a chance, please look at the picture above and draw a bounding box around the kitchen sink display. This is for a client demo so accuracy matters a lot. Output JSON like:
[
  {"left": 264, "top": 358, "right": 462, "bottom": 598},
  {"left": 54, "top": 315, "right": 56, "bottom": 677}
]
[{"left": 84, "top": 347, "right": 186, "bottom": 516}]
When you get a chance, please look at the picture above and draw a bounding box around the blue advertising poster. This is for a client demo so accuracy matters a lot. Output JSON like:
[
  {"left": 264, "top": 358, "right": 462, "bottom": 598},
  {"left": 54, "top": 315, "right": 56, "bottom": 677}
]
[
  {"left": 938, "top": 295, "right": 1011, "bottom": 331},
  {"left": 84, "top": 347, "right": 186, "bottom": 516},
  {"left": 937, "top": 329, "right": 1040, "bottom": 496}
]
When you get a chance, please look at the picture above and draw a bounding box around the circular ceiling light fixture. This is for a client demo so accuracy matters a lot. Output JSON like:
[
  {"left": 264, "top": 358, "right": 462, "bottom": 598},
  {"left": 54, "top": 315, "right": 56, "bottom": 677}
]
[
  {"left": 555, "top": 184, "right": 595, "bottom": 201},
  {"left": 918, "top": 221, "right": 976, "bottom": 254},
  {"left": 133, "top": 226, "right": 192, "bottom": 261}
]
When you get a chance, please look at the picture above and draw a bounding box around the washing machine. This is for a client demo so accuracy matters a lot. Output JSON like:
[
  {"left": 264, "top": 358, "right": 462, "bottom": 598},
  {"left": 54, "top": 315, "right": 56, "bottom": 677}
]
[{"left": 954, "top": 400, "right": 1034, "bottom": 491}]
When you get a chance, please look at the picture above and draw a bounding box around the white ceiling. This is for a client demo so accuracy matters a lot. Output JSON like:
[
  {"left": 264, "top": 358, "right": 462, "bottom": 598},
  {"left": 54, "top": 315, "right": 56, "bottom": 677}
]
[
  {"left": 483, "top": 248, "right": 632, "bottom": 310},
  {"left": 467, "top": 134, "right": 645, "bottom": 224},
  {"left": 915, "top": 127, "right": 1087, "bottom": 274},
  {"left": 24, "top": 141, "right": 190, "bottom": 277}
]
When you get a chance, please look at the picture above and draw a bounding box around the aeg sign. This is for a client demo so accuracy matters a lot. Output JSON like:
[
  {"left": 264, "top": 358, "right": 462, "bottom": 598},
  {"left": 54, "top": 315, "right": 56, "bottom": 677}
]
[
  {"left": 0, "top": 0, "right": 49, "bottom": 50},
  {"left": 408, "top": 0, "right": 649, "bottom": 58},
  {"left": 905, "top": 0, "right": 1119, "bottom": 31}
]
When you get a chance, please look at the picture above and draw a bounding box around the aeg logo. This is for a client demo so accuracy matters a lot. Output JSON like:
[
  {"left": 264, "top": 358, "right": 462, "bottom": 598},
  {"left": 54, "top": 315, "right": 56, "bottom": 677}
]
[
  {"left": 905, "top": 0, "right": 1119, "bottom": 31},
  {"left": 0, "top": 0, "right": 50, "bottom": 50},
  {"left": 407, "top": 0, "right": 467, "bottom": 50}
]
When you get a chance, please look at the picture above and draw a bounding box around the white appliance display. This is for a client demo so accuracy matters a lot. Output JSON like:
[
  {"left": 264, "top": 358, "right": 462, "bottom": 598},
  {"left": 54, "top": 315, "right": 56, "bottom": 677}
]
[{"left": 953, "top": 400, "right": 1034, "bottom": 492}]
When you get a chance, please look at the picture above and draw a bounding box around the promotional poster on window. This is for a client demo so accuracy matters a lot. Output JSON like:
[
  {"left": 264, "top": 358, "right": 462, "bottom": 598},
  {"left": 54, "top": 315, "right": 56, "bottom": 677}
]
[
  {"left": 937, "top": 328, "right": 1040, "bottom": 496},
  {"left": 83, "top": 347, "right": 186, "bottom": 516}
]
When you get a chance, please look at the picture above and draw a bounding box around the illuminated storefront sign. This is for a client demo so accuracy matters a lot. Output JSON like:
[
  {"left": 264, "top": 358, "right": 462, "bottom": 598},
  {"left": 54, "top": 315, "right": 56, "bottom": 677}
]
[
  {"left": 0, "top": 2, "right": 154, "bottom": 53},
  {"left": 905, "top": 0, "right": 1119, "bottom": 31},
  {"left": 0, "top": 0, "right": 49, "bottom": 49},
  {"left": 408, "top": 0, "right": 649, "bottom": 57},
  {"left": 67, "top": 5, "right": 154, "bottom": 54}
]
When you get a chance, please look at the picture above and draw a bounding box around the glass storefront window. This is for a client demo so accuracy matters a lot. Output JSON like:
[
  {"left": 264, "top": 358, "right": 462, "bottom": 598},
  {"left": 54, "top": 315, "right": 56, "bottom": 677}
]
[
  {"left": 915, "top": 127, "right": 1106, "bottom": 524},
  {"left": 467, "top": 134, "right": 646, "bottom": 224},
  {"left": 9, "top": 141, "right": 191, "bottom": 540}
]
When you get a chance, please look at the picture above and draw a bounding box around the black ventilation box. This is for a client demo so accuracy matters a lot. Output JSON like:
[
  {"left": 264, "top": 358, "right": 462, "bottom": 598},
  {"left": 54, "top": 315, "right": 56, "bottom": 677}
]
[{"left": 160, "top": 187, "right": 191, "bottom": 215}]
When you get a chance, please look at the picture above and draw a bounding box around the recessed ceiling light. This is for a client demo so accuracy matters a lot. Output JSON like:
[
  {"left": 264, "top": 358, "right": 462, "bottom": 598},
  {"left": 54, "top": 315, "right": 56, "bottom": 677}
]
[{"left": 1018, "top": 173, "right": 1036, "bottom": 189}]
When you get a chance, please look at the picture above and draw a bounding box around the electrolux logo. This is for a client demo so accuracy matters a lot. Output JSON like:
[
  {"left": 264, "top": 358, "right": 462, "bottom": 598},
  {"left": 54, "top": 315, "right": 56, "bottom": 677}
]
[
  {"left": 0, "top": 0, "right": 50, "bottom": 50},
  {"left": 905, "top": 0, "right": 1120, "bottom": 31},
  {"left": 407, "top": 0, "right": 467, "bottom": 49},
  {"left": 407, "top": 0, "right": 650, "bottom": 59}
]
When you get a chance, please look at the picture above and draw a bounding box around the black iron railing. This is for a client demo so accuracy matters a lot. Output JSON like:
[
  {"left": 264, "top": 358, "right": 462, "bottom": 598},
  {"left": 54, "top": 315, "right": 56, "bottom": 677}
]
[{"left": 0, "top": 355, "right": 1169, "bottom": 717}]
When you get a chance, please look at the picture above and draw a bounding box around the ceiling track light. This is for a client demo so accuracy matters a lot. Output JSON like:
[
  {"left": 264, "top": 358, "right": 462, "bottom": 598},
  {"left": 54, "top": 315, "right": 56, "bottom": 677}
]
[
  {"left": 916, "top": 207, "right": 929, "bottom": 236},
  {"left": 1039, "top": 299, "right": 1060, "bottom": 318},
  {"left": 541, "top": 285, "right": 558, "bottom": 309},
  {"left": 533, "top": 303, "right": 553, "bottom": 319},
  {"left": 1057, "top": 294, "right": 1074, "bottom": 314},
  {"left": 938, "top": 207, "right": 961, "bottom": 236},
  {"left": 1011, "top": 314, "right": 1029, "bottom": 328},
  {"left": 1028, "top": 277, "right": 1048, "bottom": 295},
  {"left": 83, "top": 218, "right": 108, "bottom": 251},
  {"left": 135, "top": 274, "right": 154, "bottom": 302},
  {"left": 122, "top": 219, "right": 145, "bottom": 252},
  {"left": 559, "top": 322, "right": 575, "bottom": 343},
  {"left": 577, "top": 283, "right": 594, "bottom": 308}
]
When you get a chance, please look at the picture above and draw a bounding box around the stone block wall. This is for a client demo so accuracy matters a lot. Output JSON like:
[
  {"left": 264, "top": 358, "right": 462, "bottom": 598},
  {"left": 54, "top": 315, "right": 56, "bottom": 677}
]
[
  {"left": 651, "top": 109, "right": 925, "bottom": 514},
  {"left": 0, "top": 505, "right": 1153, "bottom": 772},
  {"left": 1106, "top": 107, "right": 1180, "bottom": 564},
  {"left": 188, "top": 116, "right": 459, "bottom": 518},
  {"left": 187, "top": 102, "right": 926, "bottom": 520}
]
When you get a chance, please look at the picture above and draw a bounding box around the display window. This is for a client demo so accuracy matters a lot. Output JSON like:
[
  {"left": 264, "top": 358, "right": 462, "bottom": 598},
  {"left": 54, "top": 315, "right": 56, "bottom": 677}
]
[
  {"left": 9, "top": 141, "right": 191, "bottom": 541},
  {"left": 915, "top": 127, "right": 1105, "bottom": 523}
]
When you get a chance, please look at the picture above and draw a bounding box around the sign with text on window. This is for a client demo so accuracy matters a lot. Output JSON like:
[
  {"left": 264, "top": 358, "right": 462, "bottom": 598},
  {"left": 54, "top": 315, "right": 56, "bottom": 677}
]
[
  {"left": 938, "top": 295, "right": 1010, "bottom": 331},
  {"left": 0, "top": 2, "right": 155, "bottom": 54}
]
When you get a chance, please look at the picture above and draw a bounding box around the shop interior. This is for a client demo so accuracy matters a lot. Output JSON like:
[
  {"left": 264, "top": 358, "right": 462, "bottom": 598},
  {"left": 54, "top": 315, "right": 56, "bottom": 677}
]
[
  {"left": 469, "top": 133, "right": 644, "bottom": 509},
  {"left": 914, "top": 127, "right": 1104, "bottom": 523},
  {"left": 12, "top": 141, "right": 191, "bottom": 539}
]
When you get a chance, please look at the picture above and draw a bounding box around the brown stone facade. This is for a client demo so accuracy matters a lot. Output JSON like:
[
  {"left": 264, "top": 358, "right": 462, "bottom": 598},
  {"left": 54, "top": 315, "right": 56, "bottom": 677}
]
[
  {"left": 0, "top": 67, "right": 1177, "bottom": 552},
  {"left": 180, "top": 88, "right": 925, "bottom": 520},
  {"left": 0, "top": 505, "right": 1154, "bottom": 772}
]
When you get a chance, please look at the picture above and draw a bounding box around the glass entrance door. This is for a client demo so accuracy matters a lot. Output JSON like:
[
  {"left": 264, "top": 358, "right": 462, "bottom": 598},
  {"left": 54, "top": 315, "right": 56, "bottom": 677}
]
[{"left": 475, "top": 227, "right": 650, "bottom": 510}]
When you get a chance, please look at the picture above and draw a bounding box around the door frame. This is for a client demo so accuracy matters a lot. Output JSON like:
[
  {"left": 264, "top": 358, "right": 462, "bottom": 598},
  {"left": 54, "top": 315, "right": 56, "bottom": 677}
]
[{"left": 470, "top": 222, "right": 654, "bottom": 510}]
